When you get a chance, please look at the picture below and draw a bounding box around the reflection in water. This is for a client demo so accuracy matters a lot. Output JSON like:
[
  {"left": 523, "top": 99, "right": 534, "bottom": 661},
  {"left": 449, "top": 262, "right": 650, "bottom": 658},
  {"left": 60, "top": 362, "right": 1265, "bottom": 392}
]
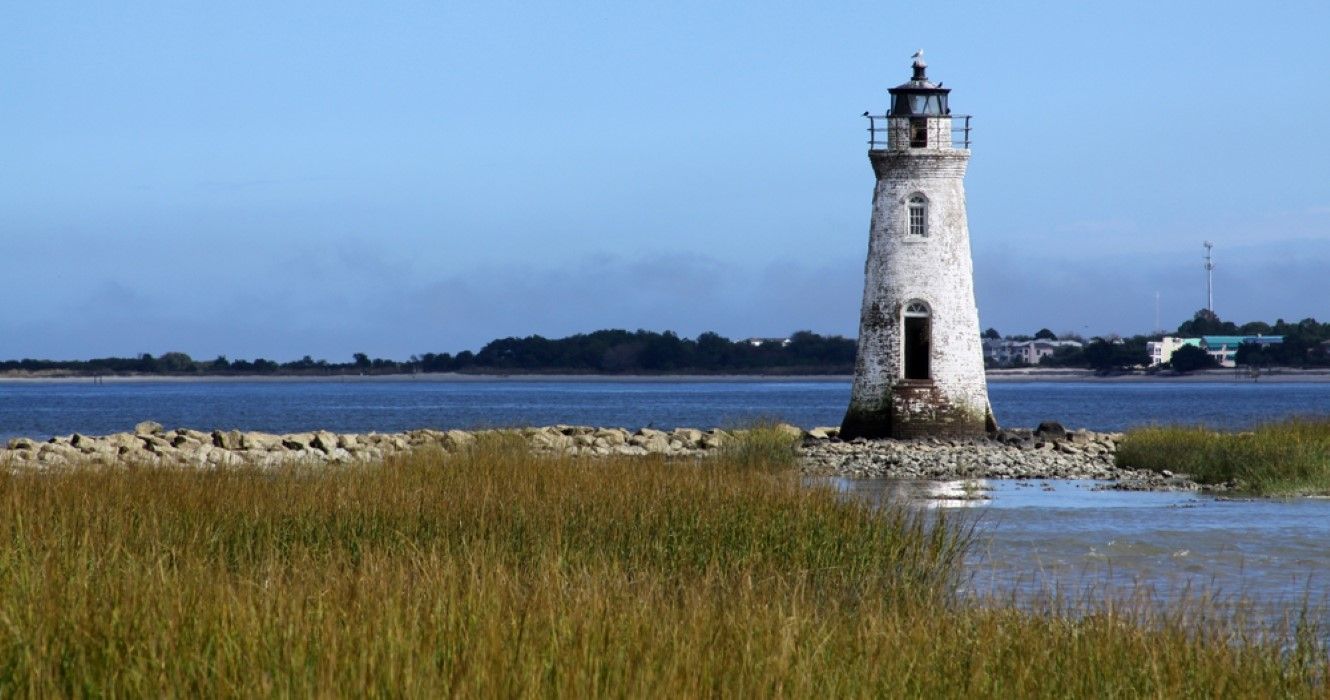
[
  {"left": 826, "top": 477, "right": 1330, "bottom": 624},
  {"left": 835, "top": 478, "right": 992, "bottom": 508}
]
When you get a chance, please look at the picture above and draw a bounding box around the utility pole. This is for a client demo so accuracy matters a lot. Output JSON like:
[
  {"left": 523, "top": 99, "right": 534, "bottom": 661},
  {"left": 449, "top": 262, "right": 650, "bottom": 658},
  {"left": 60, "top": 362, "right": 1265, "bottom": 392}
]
[
  {"left": 1203, "top": 241, "right": 1215, "bottom": 314},
  {"left": 1154, "top": 291, "right": 1161, "bottom": 332}
]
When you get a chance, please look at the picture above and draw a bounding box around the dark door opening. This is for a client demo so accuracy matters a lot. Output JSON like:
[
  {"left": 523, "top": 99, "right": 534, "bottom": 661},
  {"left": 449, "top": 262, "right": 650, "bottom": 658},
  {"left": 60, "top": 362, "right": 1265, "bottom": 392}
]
[{"left": 904, "top": 316, "right": 930, "bottom": 379}]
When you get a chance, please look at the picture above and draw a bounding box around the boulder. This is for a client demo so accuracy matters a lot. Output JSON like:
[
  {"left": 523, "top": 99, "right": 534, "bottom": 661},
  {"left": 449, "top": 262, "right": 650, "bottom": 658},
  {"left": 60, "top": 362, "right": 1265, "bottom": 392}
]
[
  {"left": 243, "top": 432, "right": 282, "bottom": 450},
  {"left": 700, "top": 430, "right": 728, "bottom": 450},
  {"left": 670, "top": 428, "right": 704, "bottom": 447},
  {"left": 1035, "top": 421, "right": 1068, "bottom": 441},
  {"left": 443, "top": 430, "right": 475, "bottom": 450},
  {"left": 593, "top": 428, "right": 628, "bottom": 446},
  {"left": 310, "top": 431, "right": 339, "bottom": 453},
  {"left": 134, "top": 421, "right": 164, "bottom": 436},
  {"left": 212, "top": 430, "right": 244, "bottom": 450},
  {"left": 282, "top": 433, "right": 313, "bottom": 451}
]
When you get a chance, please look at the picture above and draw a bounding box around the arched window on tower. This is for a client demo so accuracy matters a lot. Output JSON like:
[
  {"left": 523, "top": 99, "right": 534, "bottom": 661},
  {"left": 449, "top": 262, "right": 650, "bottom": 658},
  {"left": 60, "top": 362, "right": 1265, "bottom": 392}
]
[
  {"left": 907, "top": 195, "right": 928, "bottom": 237},
  {"left": 903, "top": 301, "right": 931, "bottom": 380}
]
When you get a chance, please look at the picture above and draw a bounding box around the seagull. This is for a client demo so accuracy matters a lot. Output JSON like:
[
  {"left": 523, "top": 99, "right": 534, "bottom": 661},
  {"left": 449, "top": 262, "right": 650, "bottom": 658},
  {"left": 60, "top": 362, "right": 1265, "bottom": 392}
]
[
  {"left": 862, "top": 111, "right": 870, "bottom": 117},
  {"left": 912, "top": 49, "right": 924, "bottom": 60}
]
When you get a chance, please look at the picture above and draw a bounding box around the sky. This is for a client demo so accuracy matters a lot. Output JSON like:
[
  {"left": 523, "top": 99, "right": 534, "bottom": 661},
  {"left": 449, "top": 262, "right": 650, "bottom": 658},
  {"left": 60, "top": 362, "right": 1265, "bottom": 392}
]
[{"left": 3, "top": 0, "right": 1329, "bottom": 361}]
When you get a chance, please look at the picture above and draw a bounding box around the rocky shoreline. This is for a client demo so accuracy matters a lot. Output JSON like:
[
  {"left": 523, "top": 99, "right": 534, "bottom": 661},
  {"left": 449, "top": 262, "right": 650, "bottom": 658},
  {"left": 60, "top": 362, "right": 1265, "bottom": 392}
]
[{"left": 0, "top": 421, "right": 1196, "bottom": 490}]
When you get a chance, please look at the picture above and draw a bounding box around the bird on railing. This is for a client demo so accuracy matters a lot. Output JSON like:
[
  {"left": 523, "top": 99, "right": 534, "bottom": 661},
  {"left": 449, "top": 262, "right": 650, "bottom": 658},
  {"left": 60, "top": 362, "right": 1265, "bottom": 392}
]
[{"left": 862, "top": 111, "right": 869, "bottom": 117}]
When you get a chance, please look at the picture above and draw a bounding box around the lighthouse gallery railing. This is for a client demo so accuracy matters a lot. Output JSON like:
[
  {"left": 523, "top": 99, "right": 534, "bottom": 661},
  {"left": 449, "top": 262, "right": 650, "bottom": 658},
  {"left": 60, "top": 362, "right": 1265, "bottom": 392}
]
[{"left": 866, "top": 114, "right": 972, "bottom": 150}]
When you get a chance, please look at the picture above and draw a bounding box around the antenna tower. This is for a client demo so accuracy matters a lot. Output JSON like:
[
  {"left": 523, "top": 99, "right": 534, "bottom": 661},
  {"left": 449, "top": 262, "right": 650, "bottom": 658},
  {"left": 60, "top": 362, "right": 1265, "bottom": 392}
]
[{"left": 1203, "top": 241, "right": 1215, "bottom": 313}]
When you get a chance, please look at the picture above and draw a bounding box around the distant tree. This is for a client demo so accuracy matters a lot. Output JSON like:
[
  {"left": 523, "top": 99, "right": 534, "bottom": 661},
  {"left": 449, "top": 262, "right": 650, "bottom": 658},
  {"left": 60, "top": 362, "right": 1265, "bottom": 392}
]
[
  {"left": 982, "top": 328, "right": 1001, "bottom": 340},
  {"left": 1084, "top": 338, "right": 1148, "bottom": 372},
  {"left": 1177, "top": 309, "right": 1238, "bottom": 336},
  {"left": 1169, "top": 344, "right": 1218, "bottom": 373},
  {"left": 695, "top": 331, "right": 734, "bottom": 368},
  {"left": 1235, "top": 343, "right": 1270, "bottom": 368},
  {"left": 1034, "top": 328, "right": 1057, "bottom": 340},
  {"left": 153, "top": 352, "right": 194, "bottom": 372},
  {"left": 210, "top": 355, "right": 230, "bottom": 370},
  {"left": 353, "top": 352, "right": 371, "bottom": 369},
  {"left": 1239, "top": 321, "right": 1273, "bottom": 336}
]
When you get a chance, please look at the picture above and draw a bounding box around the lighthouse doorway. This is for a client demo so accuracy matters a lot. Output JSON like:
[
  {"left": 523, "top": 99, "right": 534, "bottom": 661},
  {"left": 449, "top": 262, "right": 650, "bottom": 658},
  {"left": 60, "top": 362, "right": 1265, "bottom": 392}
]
[{"left": 903, "top": 302, "right": 931, "bottom": 380}]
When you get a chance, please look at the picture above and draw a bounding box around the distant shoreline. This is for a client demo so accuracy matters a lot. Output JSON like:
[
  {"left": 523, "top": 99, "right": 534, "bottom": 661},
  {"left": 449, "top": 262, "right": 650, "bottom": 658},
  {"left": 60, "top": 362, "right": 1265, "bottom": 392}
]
[{"left": 4, "top": 368, "right": 1330, "bottom": 384}]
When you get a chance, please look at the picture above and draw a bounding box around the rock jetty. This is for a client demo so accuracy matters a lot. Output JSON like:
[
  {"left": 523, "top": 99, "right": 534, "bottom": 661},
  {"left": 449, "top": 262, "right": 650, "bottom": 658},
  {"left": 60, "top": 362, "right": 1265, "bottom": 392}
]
[
  {"left": 0, "top": 421, "right": 734, "bottom": 470},
  {"left": 808, "top": 427, "right": 1132, "bottom": 480},
  {"left": 0, "top": 420, "right": 1182, "bottom": 487}
]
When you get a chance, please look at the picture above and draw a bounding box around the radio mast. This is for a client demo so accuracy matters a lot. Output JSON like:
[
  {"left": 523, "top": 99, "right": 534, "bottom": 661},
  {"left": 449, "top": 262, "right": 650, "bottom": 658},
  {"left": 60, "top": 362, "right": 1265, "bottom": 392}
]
[{"left": 1203, "top": 241, "right": 1215, "bottom": 313}]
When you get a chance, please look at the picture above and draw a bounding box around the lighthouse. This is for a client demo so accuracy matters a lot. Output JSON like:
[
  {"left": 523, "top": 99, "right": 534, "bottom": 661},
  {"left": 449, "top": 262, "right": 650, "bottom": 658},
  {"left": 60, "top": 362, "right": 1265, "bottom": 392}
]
[{"left": 840, "top": 52, "right": 995, "bottom": 439}]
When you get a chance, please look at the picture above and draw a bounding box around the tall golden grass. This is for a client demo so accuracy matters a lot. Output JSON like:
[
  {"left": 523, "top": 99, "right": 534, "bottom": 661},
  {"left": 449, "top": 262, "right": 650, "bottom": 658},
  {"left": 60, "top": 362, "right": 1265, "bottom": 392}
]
[
  {"left": 1117, "top": 417, "right": 1330, "bottom": 495},
  {"left": 0, "top": 429, "right": 1323, "bottom": 696}
]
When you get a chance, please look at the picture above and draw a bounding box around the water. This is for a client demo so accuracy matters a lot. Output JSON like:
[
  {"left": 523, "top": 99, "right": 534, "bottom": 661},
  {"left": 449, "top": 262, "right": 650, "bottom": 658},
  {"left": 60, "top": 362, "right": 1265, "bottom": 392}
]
[
  {"left": 832, "top": 478, "right": 1330, "bottom": 612},
  {"left": 3, "top": 377, "right": 1330, "bottom": 442}
]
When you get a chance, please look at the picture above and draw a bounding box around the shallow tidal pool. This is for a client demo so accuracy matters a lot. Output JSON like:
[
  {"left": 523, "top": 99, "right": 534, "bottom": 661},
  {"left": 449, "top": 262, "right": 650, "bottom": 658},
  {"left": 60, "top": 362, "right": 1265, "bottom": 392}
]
[{"left": 829, "top": 477, "right": 1330, "bottom": 618}]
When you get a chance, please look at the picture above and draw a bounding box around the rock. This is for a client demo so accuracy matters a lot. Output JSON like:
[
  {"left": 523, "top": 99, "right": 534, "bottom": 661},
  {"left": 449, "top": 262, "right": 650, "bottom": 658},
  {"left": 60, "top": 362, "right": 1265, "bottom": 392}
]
[
  {"left": 442, "top": 430, "right": 475, "bottom": 450},
  {"left": 134, "top": 421, "right": 164, "bottom": 436},
  {"left": 1035, "top": 421, "right": 1067, "bottom": 440},
  {"left": 282, "top": 434, "right": 312, "bottom": 451},
  {"left": 311, "top": 431, "right": 339, "bottom": 453},
  {"left": 633, "top": 429, "right": 671, "bottom": 453},
  {"left": 594, "top": 428, "right": 628, "bottom": 446},
  {"left": 7, "top": 437, "right": 36, "bottom": 450},
  {"left": 243, "top": 432, "right": 282, "bottom": 451},
  {"left": 212, "top": 430, "right": 244, "bottom": 450},
  {"left": 700, "top": 430, "right": 728, "bottom": 450},
  {"left": 807, "top": 427, "right": 839, "bottom": 440}
]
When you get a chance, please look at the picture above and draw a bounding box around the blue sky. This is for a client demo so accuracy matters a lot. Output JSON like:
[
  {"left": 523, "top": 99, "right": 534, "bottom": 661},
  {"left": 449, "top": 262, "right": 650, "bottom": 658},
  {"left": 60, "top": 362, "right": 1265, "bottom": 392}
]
[{"left": 3, "top": 1, "right": 1328, "bottom": 361}]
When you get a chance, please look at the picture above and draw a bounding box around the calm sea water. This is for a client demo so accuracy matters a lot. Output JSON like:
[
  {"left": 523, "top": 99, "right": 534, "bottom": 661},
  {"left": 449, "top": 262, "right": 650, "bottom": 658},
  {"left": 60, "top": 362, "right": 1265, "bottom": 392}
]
[
  {"left": 835, "top": 478, "right": 1330, "bottom": 620},
  {"left": 2, "top": 377, "right": 1330, "bottom": 442}
]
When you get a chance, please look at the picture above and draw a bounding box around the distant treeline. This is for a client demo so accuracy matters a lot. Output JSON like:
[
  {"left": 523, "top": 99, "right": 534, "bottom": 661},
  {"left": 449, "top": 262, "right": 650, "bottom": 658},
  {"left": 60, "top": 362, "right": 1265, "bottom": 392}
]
[
  {"left": 0, "top": 330, "right": 857, "bottom": 376},
  {"left": 8, "top": 312, "right": 1328, "bottom": 377}
]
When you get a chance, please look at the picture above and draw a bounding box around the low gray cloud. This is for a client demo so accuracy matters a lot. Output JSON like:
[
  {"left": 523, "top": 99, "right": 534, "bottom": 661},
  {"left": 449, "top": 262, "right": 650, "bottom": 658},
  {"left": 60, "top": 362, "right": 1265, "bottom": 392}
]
[{"left": 2, "top": 235, "right": 1324, "bottom": 362}]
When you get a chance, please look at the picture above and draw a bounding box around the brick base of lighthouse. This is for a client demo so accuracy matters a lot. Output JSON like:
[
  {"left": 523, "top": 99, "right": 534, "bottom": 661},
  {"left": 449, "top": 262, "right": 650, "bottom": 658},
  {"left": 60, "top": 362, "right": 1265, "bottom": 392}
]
[{"left": 840, "top": 380, "right": 994, "bottom": 440}]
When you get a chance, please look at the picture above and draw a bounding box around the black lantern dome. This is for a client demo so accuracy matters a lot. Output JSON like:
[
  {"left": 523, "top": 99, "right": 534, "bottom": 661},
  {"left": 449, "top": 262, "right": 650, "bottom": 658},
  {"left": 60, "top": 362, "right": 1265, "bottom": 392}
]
[{"left": 888, "top": 51, "right": 950, "bottom": 117}]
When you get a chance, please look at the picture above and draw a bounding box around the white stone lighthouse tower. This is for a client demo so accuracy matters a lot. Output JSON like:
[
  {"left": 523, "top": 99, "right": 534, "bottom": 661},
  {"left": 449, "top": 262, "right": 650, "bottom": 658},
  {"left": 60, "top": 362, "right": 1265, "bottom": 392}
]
[{"left": 840, "top": 52, "right": 995, "bottom": 439}]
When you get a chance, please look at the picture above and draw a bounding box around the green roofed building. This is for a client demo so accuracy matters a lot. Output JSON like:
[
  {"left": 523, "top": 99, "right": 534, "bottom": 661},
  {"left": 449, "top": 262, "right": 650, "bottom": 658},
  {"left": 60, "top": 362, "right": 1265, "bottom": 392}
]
[{"left": 1200, "top": 335, "right": 1284, "bottom": 367}]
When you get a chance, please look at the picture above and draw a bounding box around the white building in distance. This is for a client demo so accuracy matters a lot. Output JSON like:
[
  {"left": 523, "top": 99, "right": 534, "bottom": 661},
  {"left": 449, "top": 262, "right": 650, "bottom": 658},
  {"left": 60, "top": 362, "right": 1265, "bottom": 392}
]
[{"left": 1146, "top": 337, "right": 1201, "bottom": 366}]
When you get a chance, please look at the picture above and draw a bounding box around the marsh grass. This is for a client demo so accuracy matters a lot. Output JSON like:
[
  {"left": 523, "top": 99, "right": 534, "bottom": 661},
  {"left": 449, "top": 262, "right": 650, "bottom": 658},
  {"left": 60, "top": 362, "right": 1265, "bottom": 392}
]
[
  {"left": 0, "top": 443, "right": 1324, "bottom": 696},
  {"left": 1117, "top": 417, "right": 1330, "bottom": 495},
  {"left": 718, "top": 420, "right": 802, "bottom": 472}
]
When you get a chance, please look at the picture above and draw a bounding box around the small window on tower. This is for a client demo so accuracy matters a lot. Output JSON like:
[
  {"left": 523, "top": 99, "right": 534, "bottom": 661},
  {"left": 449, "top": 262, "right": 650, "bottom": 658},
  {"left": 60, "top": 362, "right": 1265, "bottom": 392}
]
[
  {"left": 908, "top": 196, "right": 927, "bottom": 237},
  {"left": 909, "top": 118, "right": 928, "bottom": 147}
]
